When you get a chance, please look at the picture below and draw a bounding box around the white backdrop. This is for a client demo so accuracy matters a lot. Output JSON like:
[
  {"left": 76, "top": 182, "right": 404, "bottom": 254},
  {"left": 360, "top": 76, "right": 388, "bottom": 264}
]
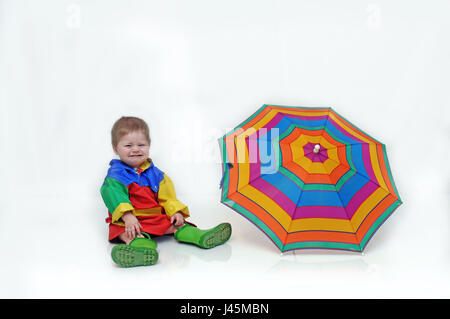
[{"left": 1, "top": 0, "right": 450, "bottom": 298}]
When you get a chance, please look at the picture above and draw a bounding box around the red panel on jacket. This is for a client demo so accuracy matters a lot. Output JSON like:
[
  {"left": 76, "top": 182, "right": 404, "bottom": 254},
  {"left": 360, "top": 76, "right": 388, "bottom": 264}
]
[{"left": 127, "top": 182, "right": 162, "bottom": 210}]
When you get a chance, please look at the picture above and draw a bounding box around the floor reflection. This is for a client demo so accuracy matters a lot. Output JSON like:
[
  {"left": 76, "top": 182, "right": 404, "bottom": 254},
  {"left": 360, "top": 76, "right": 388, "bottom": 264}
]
[{"left": 266, "top": 250, "right": 374, "bottom": 276}]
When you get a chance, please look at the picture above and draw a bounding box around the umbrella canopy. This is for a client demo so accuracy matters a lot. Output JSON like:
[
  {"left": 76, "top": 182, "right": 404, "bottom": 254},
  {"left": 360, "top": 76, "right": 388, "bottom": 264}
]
[{"left": 219, "top": 105, "right": 402, "bottom": 252}]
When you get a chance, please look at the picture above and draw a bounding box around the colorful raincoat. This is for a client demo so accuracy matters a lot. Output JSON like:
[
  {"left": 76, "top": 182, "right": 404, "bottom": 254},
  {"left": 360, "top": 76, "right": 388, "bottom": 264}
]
[{"left": 100, "top": 158, "right": 190, "bottom": 241}]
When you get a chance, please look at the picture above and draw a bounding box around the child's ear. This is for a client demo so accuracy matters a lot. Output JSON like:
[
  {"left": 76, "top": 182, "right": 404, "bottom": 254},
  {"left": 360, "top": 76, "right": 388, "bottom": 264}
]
[{"left": 113, "top": 146, "right": 118, "bottom": 155}]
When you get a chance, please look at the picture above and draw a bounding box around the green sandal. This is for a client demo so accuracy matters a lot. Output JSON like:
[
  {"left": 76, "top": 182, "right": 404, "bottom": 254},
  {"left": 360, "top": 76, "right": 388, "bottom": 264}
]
[
  {"left": 111, "top": 232, "right": 158, "bottom": 267},
  {"left": 174, "top": 223, "right": 232, "bottom": 249}
]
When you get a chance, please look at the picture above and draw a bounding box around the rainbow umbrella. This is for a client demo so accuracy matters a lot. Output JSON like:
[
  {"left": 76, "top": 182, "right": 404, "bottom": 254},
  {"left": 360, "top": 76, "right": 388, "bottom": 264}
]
[{"left": 219, "top": 105, "right": 402, "bottom": 252}]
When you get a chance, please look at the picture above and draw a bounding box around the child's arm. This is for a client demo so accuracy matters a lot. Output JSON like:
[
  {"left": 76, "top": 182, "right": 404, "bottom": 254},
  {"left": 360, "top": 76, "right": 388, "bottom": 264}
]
[
  {"left": 157, "top": 174, "right": 190, "bottom": 219},
  {"left": 100, "top": 177, "right": 135, "bottom": 224}
]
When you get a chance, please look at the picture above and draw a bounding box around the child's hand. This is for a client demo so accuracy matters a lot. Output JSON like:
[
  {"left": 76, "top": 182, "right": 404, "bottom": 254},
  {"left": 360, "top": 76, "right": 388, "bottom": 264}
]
[
  {"left": 121, "top": 211, "right": 142, "bottom": 239},
  {"left": 170, "top": 212, "right": 185, "bottom": 227}
]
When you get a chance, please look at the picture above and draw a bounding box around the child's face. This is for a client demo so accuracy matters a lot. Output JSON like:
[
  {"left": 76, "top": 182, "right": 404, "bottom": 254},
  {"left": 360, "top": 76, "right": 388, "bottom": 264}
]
[{"left": 113, "top": 131, "right": 150, "bottom": 168}]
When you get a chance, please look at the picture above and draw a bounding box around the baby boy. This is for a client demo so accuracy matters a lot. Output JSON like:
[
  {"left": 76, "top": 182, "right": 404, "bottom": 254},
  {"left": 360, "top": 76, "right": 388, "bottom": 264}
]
[{"left": 100, "top": 116, "right": 231, "bottom": 267}]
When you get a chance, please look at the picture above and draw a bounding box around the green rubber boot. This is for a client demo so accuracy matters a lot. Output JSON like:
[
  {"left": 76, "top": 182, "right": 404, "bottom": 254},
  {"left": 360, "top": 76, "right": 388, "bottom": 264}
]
[
  {"left": 111, "top": 232, "right": 158, "bottom": 267},
  {"left": 174, "top": 223, "right": 232, "bottom": 249}
]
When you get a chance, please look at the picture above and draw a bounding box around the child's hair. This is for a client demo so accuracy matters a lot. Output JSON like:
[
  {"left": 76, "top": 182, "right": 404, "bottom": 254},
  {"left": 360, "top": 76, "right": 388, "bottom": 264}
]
[{"left": 111, "top": 116, "right": 150, "bottom": 147}]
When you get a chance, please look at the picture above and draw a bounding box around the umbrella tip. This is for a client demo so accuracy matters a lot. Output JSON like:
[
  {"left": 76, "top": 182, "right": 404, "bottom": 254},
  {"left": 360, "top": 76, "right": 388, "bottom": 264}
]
[{"left": 313, "top": 144, "right": 321, "bottom": 153}]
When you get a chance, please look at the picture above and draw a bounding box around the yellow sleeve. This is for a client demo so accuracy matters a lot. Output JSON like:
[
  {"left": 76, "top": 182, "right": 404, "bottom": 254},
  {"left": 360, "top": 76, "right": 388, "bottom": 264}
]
[{"left": 158, "top": 174, "right": 190, "bottom": 218}]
